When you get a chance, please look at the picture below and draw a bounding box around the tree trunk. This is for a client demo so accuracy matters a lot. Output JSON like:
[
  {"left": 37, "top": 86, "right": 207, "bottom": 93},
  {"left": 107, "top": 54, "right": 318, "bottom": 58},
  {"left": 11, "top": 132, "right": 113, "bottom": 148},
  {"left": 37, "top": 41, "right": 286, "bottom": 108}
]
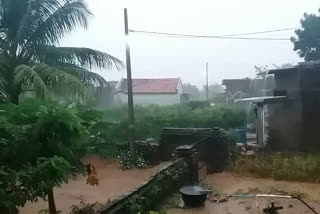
[
  {"left": 10, "top": 92, "right": 19, "bottom": 104},
  {"left": 48, "top": 188, "right": 57, "bottom": 214},
  {"left": 7, "top": 69, "right": 20, "bottom": 104}
]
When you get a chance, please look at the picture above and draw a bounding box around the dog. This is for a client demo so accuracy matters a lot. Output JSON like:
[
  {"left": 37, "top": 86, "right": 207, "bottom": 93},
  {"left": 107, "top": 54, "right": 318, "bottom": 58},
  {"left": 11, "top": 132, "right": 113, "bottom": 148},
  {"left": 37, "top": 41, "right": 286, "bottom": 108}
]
[{"left": 86, "top": 163, "right": 99, "bottom": 186}]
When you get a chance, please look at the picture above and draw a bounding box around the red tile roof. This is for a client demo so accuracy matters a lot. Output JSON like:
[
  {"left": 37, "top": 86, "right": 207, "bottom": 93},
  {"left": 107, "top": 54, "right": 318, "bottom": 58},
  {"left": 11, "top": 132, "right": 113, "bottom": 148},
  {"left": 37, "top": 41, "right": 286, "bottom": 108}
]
[{"left": 116, "top": 78, "right": 180, "bottom": 94}]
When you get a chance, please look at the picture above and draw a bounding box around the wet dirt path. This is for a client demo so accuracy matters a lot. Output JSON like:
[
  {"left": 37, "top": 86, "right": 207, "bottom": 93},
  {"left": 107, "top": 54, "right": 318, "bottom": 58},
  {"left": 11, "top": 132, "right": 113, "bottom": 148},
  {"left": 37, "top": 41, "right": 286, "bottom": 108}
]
[
  {"left": 165, "top": 172, "right": 320, "bottom": 214},
  {"left": 19, "top": 155, "right": 167, "bottom": 214}
]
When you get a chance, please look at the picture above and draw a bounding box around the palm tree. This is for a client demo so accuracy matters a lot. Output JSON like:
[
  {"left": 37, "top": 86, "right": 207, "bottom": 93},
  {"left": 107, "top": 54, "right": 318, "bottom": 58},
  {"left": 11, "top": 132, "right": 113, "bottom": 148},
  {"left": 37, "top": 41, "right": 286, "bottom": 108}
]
[{"left": 0, "top": 0, "right": 123, "bottom": 104}]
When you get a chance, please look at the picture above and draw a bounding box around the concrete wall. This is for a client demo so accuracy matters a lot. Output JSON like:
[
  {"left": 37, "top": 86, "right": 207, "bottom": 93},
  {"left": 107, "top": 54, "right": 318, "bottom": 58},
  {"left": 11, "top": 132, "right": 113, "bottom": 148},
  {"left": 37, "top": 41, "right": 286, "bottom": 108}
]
[
  {"left": 99, "top": 159, "right": 189, "bottom": 214},
  {"left": 267, "top": 68, "right": 320, "bottom": 152},
  {"left": 267, "top": 100, "right": 303, "bottom": 151},
  {"left": 267, "top": 70, "right": 303, "bottom": 151},
  {"left": 115, "top": 93, "right": 181, "bottom": 106},
  {"left": 300, "top": 70, "right": 320, "bottom": 151}
]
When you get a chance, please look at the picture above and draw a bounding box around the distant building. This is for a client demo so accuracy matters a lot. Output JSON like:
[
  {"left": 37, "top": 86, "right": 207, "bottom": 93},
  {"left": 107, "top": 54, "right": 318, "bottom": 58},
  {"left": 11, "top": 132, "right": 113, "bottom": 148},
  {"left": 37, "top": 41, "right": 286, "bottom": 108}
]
[
  {"left": 238, "top": 61, "right": 320, "bottom": 152},
  {"left": 108, "top": 81, "right": 118, "bottom": 91},
  {"left": 222, "top": 78, "right": 265, "bottom": 101},
  {"left": 114, "top": 78, "right": 185, "bottom": 105}
]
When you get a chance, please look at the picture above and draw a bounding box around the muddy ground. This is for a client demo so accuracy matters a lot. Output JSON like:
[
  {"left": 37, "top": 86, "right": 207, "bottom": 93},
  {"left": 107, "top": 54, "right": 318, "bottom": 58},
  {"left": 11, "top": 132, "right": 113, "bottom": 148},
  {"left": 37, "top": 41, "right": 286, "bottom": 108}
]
[
  {"left": 18, "top": 158, "right": 320, "bottom": 214},
  {"left": 164, "top": 172, "right": 320, "bottom": 214},
  {"left": 19, "top": 155, "right": 167, "bottom": 214}
]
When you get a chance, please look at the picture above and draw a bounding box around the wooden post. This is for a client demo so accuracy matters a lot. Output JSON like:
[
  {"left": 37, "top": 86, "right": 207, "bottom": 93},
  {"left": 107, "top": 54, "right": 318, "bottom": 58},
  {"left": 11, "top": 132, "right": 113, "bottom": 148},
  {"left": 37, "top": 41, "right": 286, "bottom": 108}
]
[
  {"left": 124, "top": 8, "right": 135, "bottom": 154},
  {"left": 256, "top": 103, "right": 264, "bottom": 147}
]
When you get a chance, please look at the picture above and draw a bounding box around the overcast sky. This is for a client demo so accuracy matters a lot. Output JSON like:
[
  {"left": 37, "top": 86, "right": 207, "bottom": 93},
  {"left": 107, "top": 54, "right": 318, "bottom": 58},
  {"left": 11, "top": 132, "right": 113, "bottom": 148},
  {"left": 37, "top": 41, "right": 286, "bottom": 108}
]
[{"left": 61, "top": 0, "right": 320, "bottom": 88}]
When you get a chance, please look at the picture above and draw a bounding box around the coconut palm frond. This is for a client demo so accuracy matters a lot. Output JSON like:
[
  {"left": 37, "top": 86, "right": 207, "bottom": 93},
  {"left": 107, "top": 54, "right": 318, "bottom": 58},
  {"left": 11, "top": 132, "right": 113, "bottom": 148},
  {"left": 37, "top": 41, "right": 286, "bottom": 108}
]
[
  {"left": 15, "top": 0, "right": 63, "bottom": 43},
  {"left": 0, "top": 63, "right": 7, "bottom": 101},
  {"left": 0, "top": 0, "right": 120, "bottom": 103},
  {"left": 13, "top": 64, "right": 47, "bottom": 100},
  {"left": 0, "top": 0, "right": 29, "bottom": 39},
  {"left": 56, "top": 63, "right": 109, "bottom": 87},
  {"left": 33, "top": 63, "right": 88, "bottom": 101},
  {"left": 0, "top": 37, "right": 9, "bottom": 54},
  {"left": 27, "top": 0, "right": 92, "bottom": 45},
  {"left": 40, "top": 46, "right": 124, "bottom": 70}
]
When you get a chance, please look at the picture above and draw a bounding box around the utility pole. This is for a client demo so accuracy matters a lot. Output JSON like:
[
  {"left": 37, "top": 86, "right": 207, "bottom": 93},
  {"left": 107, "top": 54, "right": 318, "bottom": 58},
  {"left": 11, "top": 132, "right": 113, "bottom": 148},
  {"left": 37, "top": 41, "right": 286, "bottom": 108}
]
[
  {"left": 124, "top": 8, "right": 135, "bottom": 154},
  {"left": 206, "top": 62, "right": 209, "bottom": 100}
]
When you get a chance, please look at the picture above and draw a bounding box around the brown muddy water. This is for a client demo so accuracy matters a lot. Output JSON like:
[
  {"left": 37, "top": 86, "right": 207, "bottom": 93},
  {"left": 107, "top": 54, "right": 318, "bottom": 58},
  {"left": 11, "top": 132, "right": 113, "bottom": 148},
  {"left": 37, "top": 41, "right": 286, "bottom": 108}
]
[
  {"left": 164, "top": 172, "right": 320, "bottom": 214},
  {"left": 19, "top": 155, "right": 168, "bottom": 214}
]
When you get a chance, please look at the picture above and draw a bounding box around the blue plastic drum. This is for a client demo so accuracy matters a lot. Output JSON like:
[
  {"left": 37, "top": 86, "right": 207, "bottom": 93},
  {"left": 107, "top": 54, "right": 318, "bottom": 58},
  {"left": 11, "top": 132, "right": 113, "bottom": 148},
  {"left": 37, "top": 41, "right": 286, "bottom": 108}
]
[{"left": 237, "top": 128, "right": 247, "bottom": 144}]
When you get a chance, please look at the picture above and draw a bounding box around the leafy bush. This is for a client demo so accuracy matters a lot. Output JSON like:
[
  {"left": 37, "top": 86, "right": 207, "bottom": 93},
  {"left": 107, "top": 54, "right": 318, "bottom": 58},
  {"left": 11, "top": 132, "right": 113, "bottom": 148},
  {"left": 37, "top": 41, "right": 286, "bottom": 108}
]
[
  {"left": 0, "top": 101, "right": 88, "bottom": 214},
  {"left": 124, "top": 160, "right": 189, "bottom": 213},
  {"left": 69, "top": 201, "right": 97, "bottom": 214},
  {"left": 72, "top": 103, "right": 248, "bottom": 164},
  {"left": 78, "top": 103, "right": 246, "bottom": 159},
  {"left": 187, "top": 101, "right": 210, "bottom": 109},
  {"left": 118, "top": 150, "right": 148, "bottom": 169},
  {"left": 232, "top": 153, "right": 320, "bottom": 182},
  {"left": 100, "top": 104, "right": 246, "bottom": 141}
]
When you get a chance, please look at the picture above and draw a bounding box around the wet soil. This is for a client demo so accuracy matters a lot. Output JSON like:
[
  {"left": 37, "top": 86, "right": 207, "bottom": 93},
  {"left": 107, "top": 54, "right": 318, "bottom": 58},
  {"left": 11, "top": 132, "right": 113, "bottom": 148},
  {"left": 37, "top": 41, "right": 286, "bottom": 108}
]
[
  {"left": 165, "top": 172, "right": 320, "bottom": 214},
  {"left": 19, "top": 155, "right": 166, "bottom": 214}
]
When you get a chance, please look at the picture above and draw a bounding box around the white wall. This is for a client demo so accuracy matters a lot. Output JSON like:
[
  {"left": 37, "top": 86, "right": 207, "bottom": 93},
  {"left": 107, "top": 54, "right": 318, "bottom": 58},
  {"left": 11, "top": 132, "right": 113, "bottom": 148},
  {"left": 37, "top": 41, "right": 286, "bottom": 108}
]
[
  {"left": 177, "top": 79, "right": 183, "bottom": 94},
  {"left": 115, "top": 93, "right": 181, "bottom": 106}
]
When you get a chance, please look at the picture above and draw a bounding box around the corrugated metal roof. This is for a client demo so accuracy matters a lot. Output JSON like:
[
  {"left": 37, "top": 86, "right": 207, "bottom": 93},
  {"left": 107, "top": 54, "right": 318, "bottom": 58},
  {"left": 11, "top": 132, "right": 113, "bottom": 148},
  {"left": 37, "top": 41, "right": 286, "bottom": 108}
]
[{"left": 116, "top": 78, "right": 180, "bottom": 94}]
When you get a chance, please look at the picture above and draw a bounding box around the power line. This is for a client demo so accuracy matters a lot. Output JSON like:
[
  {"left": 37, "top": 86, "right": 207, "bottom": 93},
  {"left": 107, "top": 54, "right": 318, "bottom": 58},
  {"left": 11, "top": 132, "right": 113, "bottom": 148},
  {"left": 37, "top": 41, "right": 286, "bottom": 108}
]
[
  {"left": 216, "top": 27, "right": 298, "bottom": 37},
  {"left": 129, "top": 27, "right": 298, "bottom": 41},
  {"left": 129, "top": 29, "right": 290, "bottom": 40}
]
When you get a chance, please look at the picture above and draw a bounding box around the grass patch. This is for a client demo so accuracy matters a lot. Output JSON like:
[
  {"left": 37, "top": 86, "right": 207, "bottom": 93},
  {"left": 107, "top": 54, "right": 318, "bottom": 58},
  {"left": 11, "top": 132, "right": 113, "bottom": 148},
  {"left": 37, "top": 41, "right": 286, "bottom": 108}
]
[{"left": 232, "top": 153, "right": 320, "bottom": 183}]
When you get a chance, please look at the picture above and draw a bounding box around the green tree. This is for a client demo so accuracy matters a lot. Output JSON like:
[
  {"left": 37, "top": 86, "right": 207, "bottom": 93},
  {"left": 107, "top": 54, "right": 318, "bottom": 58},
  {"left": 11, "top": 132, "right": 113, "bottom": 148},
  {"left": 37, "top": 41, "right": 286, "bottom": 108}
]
[
  {"left": 202, "top": 84, "right": 224, "bottom": 99},
  {"left": 0, "top": 101, "right": 88, "bottom": 214},
  {"left": 0, "top": 0, "right": 122, "bottom": 104},
  {"left": 291, "top": 10, "right": 320, "bottom": 61},
  {"left": 183, "top": 83, "right": 201, "bottom": 100}
]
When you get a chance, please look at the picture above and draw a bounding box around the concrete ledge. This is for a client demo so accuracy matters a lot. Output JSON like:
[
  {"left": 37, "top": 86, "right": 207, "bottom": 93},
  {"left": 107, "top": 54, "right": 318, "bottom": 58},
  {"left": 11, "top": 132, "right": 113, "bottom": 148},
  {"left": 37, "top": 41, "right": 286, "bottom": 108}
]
[{"left": 98, "top": 158, "right": 189, "bottom": 214}]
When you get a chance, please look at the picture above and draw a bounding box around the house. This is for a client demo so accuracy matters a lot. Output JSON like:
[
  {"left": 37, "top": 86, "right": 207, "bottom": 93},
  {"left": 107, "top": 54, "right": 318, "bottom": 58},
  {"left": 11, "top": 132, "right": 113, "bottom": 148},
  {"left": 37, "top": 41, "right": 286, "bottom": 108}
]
[
  {"left": 108, "top": 81, "right": 118, "bottom": 91},
  {"left": 266, "top": 62, "right": 320, "bottom": 152},
  {"left": 239, "top": 61, "right": 320, "bottom": 152},
  {"left": 222, "top": 78, "right": 265, "bottom": 101},
  {"left": 114, "top": 78, "right": 185, "bottom": 105}
]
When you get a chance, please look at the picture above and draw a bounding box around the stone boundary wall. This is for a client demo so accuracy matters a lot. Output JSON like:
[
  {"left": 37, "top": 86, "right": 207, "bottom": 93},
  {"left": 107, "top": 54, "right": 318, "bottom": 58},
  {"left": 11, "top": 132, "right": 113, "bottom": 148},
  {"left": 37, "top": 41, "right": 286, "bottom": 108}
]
[{"left": 98, "top": 158, "right": 190, "bottom": 214}]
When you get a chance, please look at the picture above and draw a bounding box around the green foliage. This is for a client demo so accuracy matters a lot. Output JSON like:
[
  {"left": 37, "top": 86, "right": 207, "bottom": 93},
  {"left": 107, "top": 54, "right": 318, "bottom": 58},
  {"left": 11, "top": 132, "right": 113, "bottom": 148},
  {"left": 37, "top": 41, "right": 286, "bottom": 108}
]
[
  {"left": 183, "top": 83, "right": 201, "bottom": 100},
  {"left": 233, "top": 153, "right": 320, "bottom": 182},
  {"left": 76, "top": 104, "right": 246, "bottom": 159},
  {"left": 0, "top": 101, "right": 88, "bottom": 213},
  {"left": 0, "top": 0, "right": 122, "bottom": 103},
  {"left": 77, "top": 108, "right": 118, "bottom": 158},
  {"left": 102, "top": 104, "right": 246, "bottom": 142},
  {"left": 187, "top": 101, "right": 210, "bottom": 109},
  {"left": 69, "top": 201, "right": 97, "bottom": 214},
  {"left": 291, "top": 9, "right": 320, "bottom": 61},
  {"left": 118, "top": 150, "right": 148, "bottom": 169},
  {"left": 125, "top": 160, "right": 189, "bottom": 214},
  {"left": 225, "top": 129, "right": 239, "bottom": 145},
  {"left": 138, "top": 212, "right": 166, "bottom": 214}
]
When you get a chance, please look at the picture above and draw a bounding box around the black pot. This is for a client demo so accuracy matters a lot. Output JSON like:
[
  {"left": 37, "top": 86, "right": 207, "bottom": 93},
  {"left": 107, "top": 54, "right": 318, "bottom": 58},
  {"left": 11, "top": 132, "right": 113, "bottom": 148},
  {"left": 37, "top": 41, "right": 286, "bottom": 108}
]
[{"left": 180, "top": 185, "right": 207, "bottom": 207}]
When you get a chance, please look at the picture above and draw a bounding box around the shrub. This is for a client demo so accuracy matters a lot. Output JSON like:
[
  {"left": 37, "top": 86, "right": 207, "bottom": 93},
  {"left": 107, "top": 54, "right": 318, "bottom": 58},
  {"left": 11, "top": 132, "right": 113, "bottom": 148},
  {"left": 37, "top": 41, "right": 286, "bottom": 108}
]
[
  {"left": 78, "top": 104, "right": 247, "bottom": 159},
  {"left": 101, "top": 104, "right": 247, "bottom": 141},
  {"left": 118, "top": 150, "right": 148, "bottom": 169},
  {"left": 69, "top": 201, "right": 97, "bottom": 214},
  {"left": 232, "top": 152, "right": 320, "bottom": 182},
  {"left": 0, "top": 101, "right": 88, "bottom": 214}
]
